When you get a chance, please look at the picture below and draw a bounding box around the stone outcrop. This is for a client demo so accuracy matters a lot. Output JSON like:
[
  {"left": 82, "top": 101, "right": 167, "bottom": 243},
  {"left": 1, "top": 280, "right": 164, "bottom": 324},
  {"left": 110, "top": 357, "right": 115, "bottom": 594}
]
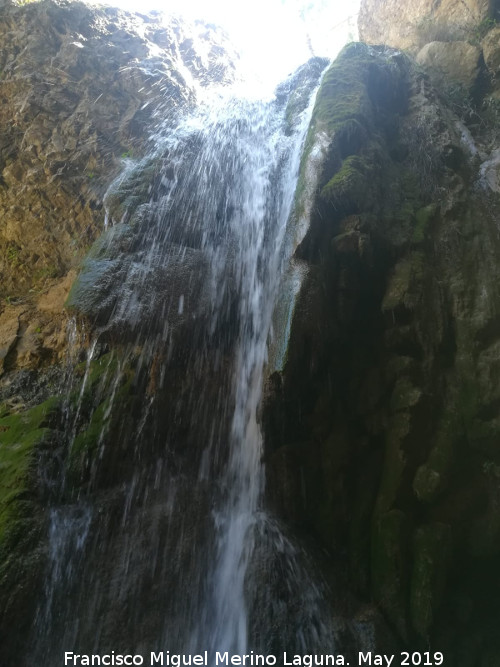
[
  {"left": 415, "top": 40, "right": 482, "bottom": 88},
  {"left": 358, "top": 0, "right": 500, "bottom": 103},
  {"left": 264, "top": 41, "right": 500, "bottom": 662},
  {"left": 358, "top": 0, "right": 496, "bottom": 53},
  {"left": 482, "top": 24, "right": 500, "bottom": 76}
]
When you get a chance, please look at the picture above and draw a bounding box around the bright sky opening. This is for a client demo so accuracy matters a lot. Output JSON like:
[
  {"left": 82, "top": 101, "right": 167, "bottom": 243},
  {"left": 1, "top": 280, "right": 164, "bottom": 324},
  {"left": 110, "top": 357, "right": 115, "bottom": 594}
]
[{"left": 91, "top": 0, "right": 361, "bottom": 89}]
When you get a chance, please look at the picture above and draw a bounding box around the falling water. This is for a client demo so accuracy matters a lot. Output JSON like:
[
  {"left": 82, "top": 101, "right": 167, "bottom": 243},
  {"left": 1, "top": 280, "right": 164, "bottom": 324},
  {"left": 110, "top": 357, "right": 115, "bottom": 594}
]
[
  {"left": 28, "top": 48, "right": 338, "bottom": 663},
  {"left": 190, "top": 90, "right": 315, "bottom": 655}
]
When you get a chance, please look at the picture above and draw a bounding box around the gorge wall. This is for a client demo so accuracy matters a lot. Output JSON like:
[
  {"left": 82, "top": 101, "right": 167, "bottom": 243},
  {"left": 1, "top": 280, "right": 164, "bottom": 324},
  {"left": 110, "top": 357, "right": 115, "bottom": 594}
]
[{"left": 1, "top": 0, "right": 500, "bottom": 665}]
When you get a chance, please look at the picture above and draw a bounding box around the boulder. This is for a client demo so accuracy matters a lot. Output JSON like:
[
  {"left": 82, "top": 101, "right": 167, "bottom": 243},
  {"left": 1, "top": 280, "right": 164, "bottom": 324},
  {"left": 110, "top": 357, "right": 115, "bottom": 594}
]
[
  {"left": 358, "top": 0, "right": 492, "bottom": 52},
  {"left": 416, "top": 40, "right": 482, "bottom": 89}
]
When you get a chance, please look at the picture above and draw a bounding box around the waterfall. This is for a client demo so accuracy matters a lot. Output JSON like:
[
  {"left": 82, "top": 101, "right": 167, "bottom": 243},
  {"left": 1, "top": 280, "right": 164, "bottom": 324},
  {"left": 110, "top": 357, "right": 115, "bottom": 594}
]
[
  {"left": 28, "top": 54, "right": 335, "bottom": 664},
  {"left": 189, "top": 90, "right": 317, "bottom": 655}
]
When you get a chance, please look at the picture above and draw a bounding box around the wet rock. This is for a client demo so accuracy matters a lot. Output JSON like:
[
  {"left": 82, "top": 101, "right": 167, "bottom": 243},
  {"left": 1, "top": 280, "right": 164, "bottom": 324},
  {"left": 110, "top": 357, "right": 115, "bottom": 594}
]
[
  {"left": 276, "top": 56, "right": 330, "bottom": 135},
  {"left": 0, "top": 306, "right": 22, "bottom": 374},
  {"left": 66, "top": 230, "right": 214, "bottom": 343},
  {"left": 264, "top": 39, "right": 500, "bottom": 660}
]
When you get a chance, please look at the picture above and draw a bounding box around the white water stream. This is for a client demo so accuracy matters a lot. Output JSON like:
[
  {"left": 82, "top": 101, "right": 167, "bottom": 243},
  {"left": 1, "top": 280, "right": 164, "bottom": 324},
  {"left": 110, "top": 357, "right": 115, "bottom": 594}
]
[{"left": 185, "top": 87, "right": 321, "bottom": 655}]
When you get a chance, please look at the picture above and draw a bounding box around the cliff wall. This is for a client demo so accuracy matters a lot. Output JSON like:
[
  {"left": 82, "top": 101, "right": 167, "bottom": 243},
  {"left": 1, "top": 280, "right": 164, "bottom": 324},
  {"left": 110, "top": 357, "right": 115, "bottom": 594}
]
[
  {"left": 1, "top": 0, "right": 500, "bottom": 663},
  {"left": 265, "top": 31, "right": 500, "bottom": 663}
]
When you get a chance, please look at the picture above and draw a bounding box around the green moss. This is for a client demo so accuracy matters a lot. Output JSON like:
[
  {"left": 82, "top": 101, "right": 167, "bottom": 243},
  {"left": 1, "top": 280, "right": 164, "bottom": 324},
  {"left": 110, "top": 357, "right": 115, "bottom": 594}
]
[
  {"left": 33, "top": 264, "right": 60, "bottom": 283},
  {"left": 310, "top": 43, "right": 373, "bottom": 136},
  {"left": 66, "top": 354, "right": 135, "bottom": 483},
  {"left": 470, "top": 17, "right": 497, "bottom": 44},
  {"left": 320, "top": 155, "right": 371, "bottom": 213},
  {"left": 0, "top": 397, "right": 60, "bottom": 542},
  {"left": 294, "top": 43, "right": 375, "bottom": 218},
  {"left": 282, "top": 57, "right": 329, "bottom": 135},
  {"left": 68, "top": 400, "right": 108, "bottom": 480},
  {"left": 6, "top": 244, "right": 21, "bottom": 267},
  {"left": 412, "top": 204, "right": 437, "bottom": 243},
  {"left": 75, "top": 352, "right": 119, "bottom": 392}
]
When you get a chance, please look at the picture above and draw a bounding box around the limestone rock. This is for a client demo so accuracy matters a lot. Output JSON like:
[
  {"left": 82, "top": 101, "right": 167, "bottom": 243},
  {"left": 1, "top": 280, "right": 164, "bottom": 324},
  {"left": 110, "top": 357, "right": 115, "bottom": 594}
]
[
  {"left": 0, "top": 0, "right": 236, "bottom": 377},
  {"left": 264, "top": 41, "right": 500, "bottom": 660},
  {"left": 416, "top": 41, "right": 482, "bottom": 89},
  {"left": 358, "top": 0, "right": 492, "bottom": 52},
  {"left": 482, "top": 25, "right": 500, "bottom": 75},
  {"left": 0, "top": 306, "right": 23, "bottom": 374}
]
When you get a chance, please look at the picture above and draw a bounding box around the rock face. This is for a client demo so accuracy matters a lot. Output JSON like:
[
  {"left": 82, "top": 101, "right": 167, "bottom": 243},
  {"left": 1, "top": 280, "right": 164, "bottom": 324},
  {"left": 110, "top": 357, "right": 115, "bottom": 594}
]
[
  {"left": 358, "top": 0, "right": 496, "bottom": 52},
  {"left": 2, "top": 0, "right": 500, "bottom": 663},
  {"left": 358, "top": 0, "right": 500, "bottom": 100},
  {"left": 482, "top": 24, "right": 500, "bottom": 75},
  {"left": 0, "top": 0, "right": 234, "bottom": 380},
  {"left": 264, "top": 41, "right": 500, "bottom": 661}
]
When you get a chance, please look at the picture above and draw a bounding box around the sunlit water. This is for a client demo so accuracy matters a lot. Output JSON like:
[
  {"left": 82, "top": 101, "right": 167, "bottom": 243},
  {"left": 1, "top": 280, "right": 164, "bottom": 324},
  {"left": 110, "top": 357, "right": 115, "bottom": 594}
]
[{"left": 90, "top": 0, "right": 359, "bottom": 95}]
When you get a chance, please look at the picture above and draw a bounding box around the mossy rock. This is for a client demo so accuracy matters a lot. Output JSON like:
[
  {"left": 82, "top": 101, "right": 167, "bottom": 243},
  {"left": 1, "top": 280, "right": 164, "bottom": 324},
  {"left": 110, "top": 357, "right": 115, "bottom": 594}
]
[
  {"left": 279, "top": 57, "right": 330, "bottom": 135},
  {"left": 321, "top": 155, "right": 373, "bottom": 215},
  {"left": 72, "top": 351, "right": 121, "bottom": 409},
  {"left": 0, "top": 395, "right": 61, "bottom": 616},
  {"left": 412, "top": 204, "right": 437, "bottom": 244},
  {"left": 105, "top": 156, "right": 159, "bottom": 223},
  {"left": 65, "top": 352, "right": 136, "bottom": 487},
  {"left": 389, "top": 377, "right": 422, "bottom": 414},
  {"left": 410, "top": 523, "right": 451, "bottom": 638},
  {"left": 294, "top": 42, "right": 403, "bottom": 221},
  {"left": 309, "top": 43, "right": 374, "bottom": 137},
  {"left": 65, "top": 223, "right": 136, "bottom": 321},
  {"left": 0, "top": 396, "right": 61, "bottom": 544},
  {"left": 301, "top": 42, "right": 408, "bottom": 160}
]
